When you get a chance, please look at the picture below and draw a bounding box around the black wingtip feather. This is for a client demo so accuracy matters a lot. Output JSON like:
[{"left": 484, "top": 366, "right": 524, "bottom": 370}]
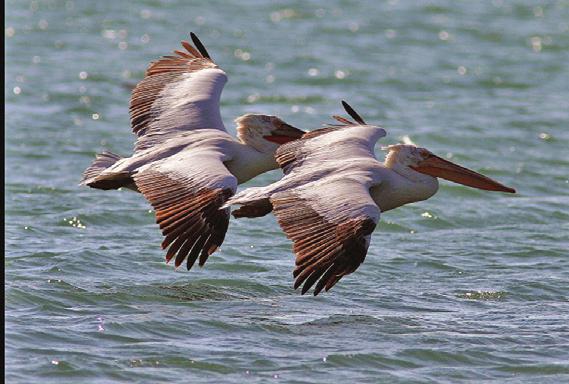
[
  {"left": 190, "top": 32, "right": 211, "bottom": 59},
  {"left": 341, "top": 100, "right": 366, "bottom": 125}
]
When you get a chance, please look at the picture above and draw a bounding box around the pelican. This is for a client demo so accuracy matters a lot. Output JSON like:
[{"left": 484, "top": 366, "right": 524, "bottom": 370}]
[
  {"left": 226, "top": 101, "right": 516, "bottom": 295},
  {"left": 81, "top": 33, "right": 304, "bottom": 269}
]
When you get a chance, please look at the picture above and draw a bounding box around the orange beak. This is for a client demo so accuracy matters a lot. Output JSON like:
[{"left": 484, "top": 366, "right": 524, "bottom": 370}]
[
  {"left": 263, "top": 122, "right": 305, "bottom": 144},
  {"left": 411, "top": 155, "right": 516, "bottom": 193}
]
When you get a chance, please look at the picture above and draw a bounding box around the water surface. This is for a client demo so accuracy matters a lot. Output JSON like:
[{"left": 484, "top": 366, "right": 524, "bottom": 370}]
[{"left": 5, "top": 1, "right": 569, "bottom": 382}]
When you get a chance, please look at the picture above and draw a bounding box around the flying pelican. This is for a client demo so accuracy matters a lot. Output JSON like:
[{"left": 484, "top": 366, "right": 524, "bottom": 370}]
[
  {"left": 81, "top": 33, "right": 304, "bottom": 270},
  {"left": 226, "top": 102, "right": 515, "bottom": 296}
]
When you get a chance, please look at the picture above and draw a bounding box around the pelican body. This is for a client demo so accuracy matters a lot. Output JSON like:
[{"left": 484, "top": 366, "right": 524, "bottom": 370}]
[
  {"left": 227, "top": 102, "right": 515, "bottom": 295},
  {"left": 81, "top": 33, "right": 304, "bottom": 269}
]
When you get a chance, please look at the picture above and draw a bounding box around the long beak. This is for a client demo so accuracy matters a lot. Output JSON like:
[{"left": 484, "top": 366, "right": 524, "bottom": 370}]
[
  {"left": 411, "top": 155, "right": 516, "bottom": 193},
  {"left": 264, "top": 122, "right": 305, "bottom": 144}
]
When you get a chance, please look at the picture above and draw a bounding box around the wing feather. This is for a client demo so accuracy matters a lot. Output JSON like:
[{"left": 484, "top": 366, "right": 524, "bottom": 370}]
[
  {"left": 270, "top": 179, "right": 380, "bottom": 295},
  {"left": 275, "top": 124, "right": 386, "bottom": 175},
  {"left": 228, "top": 105, "right": 388, "bottom": 294},
  {"left": 130, "top": 34, "right": 228, "bottom": 152},
  {"left": 134, "top": 149, "right": 237, "bottom": 269},
  {"left": 274, "top": 106, "right": 385, "bottom": 174}
]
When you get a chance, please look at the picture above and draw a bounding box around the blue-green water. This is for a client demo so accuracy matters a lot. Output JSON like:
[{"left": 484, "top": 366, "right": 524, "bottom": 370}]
[{"left": 5, "top": 1, "right": 569, "bottom": 382}]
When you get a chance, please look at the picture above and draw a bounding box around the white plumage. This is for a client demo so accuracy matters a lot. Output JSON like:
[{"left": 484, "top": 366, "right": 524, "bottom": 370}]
[
  {"left": 227, "top": 102, "right": 515, "bottom": 295},
  {"left": 81, "top": 33, "right": 304, "bottom": 269}
]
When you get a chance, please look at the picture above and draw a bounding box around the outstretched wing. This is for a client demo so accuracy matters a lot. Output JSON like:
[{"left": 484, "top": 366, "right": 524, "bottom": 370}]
[
  {"left": 133, "top": 147, "right": 237, "bottom": 270},
  {"left": 270, "top": 108, "right": 387, "bottom": 294},
  {"left": 275, "top": 122, "right": 386, "bottom": 175},
  {"left": 130, "top": 33, "right": 228, "bottom": 152},
  {"left": 228, "top": 103, "right": 388, "bottom": 295},
  {"left": 271, "top": 177, "right": 380, "bottom": 295}
]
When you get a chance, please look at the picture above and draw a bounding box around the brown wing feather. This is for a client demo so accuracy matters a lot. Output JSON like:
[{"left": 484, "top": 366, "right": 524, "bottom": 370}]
[
  {"left": 129, "top": 38, "right": 219, "bottom": 150},
  {"left": 331, "top": 115, "right": 355, "bottom": 125},
  {"left": 270, "top": 191, "right": 377, "bottom": 295},
  {"left": 134, "top": 170, "right": 233, "bottom": 270},
  {"left": 274, "top": 113, "right": 365, "bottom": 174},
  {"left": 274, "top": 127, "right": 347, "bottom": 173}
]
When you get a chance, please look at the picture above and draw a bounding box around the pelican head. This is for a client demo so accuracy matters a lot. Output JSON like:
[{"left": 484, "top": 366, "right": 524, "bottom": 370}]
[
  {"left": 235, "top": 114, "right": 305, "bottom": 153},
  {"left": 385, "top": 144, "right": 516, "bottom": 193}
]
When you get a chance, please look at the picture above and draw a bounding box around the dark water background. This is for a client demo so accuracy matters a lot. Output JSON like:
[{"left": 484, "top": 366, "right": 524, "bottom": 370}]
[{"left": 5, "top": 1, "right": 569, "bottom": 382}]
